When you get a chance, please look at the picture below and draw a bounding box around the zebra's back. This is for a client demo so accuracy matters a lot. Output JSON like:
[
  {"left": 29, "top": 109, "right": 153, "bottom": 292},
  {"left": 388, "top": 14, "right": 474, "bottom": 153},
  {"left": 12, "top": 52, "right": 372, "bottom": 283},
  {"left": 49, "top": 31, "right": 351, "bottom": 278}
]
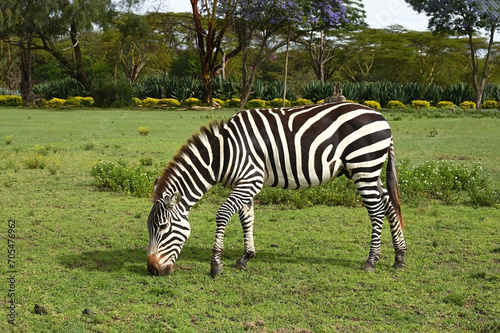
[{"left": 220, "top": 102, "right": 392, "bottom": 190}]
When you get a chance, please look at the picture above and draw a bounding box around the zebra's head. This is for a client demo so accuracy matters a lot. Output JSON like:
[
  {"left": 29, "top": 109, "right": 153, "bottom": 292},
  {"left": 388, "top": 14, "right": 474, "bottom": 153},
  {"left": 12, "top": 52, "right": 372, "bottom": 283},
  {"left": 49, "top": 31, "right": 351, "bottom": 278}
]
[{"left": 147, "top": 192, "right": 191, "bottom": 276}]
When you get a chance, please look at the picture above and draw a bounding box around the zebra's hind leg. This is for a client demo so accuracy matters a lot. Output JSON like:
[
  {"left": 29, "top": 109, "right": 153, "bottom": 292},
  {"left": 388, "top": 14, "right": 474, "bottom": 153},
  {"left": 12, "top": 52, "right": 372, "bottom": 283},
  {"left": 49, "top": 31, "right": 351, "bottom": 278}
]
[
  {"left": 381, "top": 189, "right": 407, "bottom": 269},
  {"left": 235, "top": 200, "right": 256, "bottom": 270},
  {"left": 354, "top": 178, "right": 385, "bottom": 272}
]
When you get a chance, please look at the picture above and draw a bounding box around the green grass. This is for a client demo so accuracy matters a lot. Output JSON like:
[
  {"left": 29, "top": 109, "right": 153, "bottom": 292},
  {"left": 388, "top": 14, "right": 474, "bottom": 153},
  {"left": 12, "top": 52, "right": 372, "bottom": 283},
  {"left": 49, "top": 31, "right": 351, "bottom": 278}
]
[{"left": 0, "top": 108, "right": 499, "bottom": 332}]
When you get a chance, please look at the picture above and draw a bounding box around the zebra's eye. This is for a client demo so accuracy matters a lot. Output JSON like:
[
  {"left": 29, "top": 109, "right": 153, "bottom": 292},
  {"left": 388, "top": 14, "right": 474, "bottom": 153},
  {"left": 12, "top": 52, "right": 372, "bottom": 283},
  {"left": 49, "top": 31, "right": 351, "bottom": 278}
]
[{"left": 159, "top": 223, "right": 168, "bottom": 231}]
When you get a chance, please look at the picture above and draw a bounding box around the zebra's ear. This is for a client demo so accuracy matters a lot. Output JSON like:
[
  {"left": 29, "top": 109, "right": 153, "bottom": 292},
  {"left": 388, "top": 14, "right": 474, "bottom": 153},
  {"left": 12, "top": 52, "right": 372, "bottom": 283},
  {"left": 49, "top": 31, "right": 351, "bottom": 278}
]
[{"left": 167, "top": 192, "right": 182, "bottom": 208}]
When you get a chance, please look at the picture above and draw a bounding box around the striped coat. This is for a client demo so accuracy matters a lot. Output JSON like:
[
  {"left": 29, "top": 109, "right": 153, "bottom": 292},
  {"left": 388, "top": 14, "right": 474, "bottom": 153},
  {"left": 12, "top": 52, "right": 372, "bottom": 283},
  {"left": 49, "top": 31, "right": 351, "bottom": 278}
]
[{"left": 147, "top": 102, "right": 407, "bottom": 277}]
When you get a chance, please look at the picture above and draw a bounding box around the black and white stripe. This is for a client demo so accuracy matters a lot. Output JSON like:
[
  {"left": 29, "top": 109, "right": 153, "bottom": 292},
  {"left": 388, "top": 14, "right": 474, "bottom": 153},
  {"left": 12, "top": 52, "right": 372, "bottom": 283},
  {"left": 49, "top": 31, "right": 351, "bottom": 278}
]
[{"left": 147, "top": 102, "right": 407, "bottom": 276}]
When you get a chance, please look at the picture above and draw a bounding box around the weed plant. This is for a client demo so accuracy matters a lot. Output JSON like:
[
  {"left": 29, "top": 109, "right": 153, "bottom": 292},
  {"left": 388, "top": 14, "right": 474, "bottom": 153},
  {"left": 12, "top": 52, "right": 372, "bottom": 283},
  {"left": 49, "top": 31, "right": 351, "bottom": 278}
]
[{"left": 90, "top": 158, "right": 499, "bottom": 207}]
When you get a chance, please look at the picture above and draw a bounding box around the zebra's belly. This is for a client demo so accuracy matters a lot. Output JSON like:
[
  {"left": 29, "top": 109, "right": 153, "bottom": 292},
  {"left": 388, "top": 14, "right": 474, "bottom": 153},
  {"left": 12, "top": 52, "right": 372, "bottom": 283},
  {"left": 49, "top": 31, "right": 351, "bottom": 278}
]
[{"left": 262, "top": 157, "right": 343, "bottom": 190}]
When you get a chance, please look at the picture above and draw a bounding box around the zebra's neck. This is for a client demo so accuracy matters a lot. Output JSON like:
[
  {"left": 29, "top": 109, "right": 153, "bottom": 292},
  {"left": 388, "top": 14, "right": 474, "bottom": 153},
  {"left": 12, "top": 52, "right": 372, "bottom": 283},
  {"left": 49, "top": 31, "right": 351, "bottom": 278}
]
[{"left": 153, "top": 121, "right": 224, "bottom": 211}]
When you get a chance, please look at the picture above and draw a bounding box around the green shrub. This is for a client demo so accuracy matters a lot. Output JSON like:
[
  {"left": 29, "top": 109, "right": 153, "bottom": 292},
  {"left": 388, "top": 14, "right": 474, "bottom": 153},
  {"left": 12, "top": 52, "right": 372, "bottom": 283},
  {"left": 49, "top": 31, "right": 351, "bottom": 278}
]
[
  {"left": 386, "top": 100, "right": 406, "bottom": 109},
  {"left": 481, "top": 100, "right": 498, "bottom": 109},
  {"left": 33, "top": 78, "right": 86, "bottom": 99},
  {"left": 23, "top": 154, "right": 48, "bottom": 169},
  {"left": 158, "top": 98, "right": 181, "bottom": 107},
  {"left": 302, "top": 81, "right": 333, "bottom": 102},
  {"left": 268, "top": 98, "right": 291, "bottom": 107},
  {"left": 316, "top": 99, "right": 325, "bottom": 104},
  {"left": 246, "top": 99, "right": 267, "bottom": 108},
  {"left": 0, "top": 95, "right": 23, "bottom": 106},
  {"left": 437, "top": 101, "right": 457, "bottom": 109},
  {"left": 5, "top": 135, "right": 14, "bottom": 145},
  {"left": 363, "top": 100, "right": 381, "bottom": 109},
  {"left": 459, "top": 101, "right": 476, "bottom": 110},
  {"left": 411, "top": 100, "right": 431, "bottom": 109},
  {"left": 90, "top": 161, "right": 157, "bottom": 198},
  {"left": 292, "top": 99, "right": 314, "bottom": 106},
  {"left": 183, "top": 97, "right": 201, "bottom": 106},
  {"left": 225, "top": 98, "right": 241, "bottom": 108}
]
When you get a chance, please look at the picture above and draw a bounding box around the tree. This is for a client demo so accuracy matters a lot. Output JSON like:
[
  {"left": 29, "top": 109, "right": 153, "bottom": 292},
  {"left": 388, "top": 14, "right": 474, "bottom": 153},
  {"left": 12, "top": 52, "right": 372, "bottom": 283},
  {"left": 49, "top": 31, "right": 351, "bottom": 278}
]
[
  {"left": 190, "top": 0, "right": 242, "bottom": 104},
  {"left": 233, "top": 0, "right": 347, "bottom": 107},
  {"left": 295, "top": 0, "right": 366, "bottom": 82},
  {"left": 406, "top": 0, "right": 500, "bottom": 108},
  {"left": 0, "top": 0, "right": 43, "bottom": 104}
]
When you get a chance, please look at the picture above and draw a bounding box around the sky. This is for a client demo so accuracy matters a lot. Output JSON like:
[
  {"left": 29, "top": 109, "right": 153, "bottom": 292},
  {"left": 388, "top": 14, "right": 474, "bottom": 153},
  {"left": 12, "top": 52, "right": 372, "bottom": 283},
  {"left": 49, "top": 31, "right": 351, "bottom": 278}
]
[{"left": 141, "top": 0, "right": 431, "bottom": 32}]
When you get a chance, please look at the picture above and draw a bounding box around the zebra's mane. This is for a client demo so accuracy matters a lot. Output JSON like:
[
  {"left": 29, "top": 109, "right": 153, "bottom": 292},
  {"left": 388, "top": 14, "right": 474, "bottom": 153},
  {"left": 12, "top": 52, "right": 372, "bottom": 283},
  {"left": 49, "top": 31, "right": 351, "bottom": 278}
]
[{"left": 153, "top": 119, "right": 226, "bottom": 202}]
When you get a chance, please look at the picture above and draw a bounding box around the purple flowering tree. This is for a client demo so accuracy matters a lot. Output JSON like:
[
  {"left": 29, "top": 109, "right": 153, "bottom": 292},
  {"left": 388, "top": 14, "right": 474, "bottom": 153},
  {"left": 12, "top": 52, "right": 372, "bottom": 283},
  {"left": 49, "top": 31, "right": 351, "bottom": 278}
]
[
  {"left": 234, "top": 0, "right": 347, "bottom": 107},
  {"left": 406, "top": 0, "right": 500, "bottom": 108},
  {"left": 295, "top": 0, "right": 366, "bottom": 82}
]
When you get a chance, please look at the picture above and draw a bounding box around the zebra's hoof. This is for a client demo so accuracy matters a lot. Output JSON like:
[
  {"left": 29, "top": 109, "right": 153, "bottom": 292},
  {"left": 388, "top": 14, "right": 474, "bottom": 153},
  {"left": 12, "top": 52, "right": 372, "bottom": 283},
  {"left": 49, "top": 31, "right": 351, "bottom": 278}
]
[
  {"left": 363, "top": 262, "right": 376, "bottom": 273},
  {"left": 392, "top": 261, "right": 406, "bottom": 269},
  {"left": 235, "top": 260, "right": 247, "bottom": 270},
  {"left": 210, "top": 263, "right": 223, "bottom": 278}
]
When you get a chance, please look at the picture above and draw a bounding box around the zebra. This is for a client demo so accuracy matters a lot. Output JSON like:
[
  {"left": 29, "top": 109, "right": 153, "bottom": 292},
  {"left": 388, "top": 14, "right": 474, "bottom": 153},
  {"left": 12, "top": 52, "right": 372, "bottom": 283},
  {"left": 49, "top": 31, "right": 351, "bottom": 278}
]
[{"left": 147, "top": 102, "right": 407, "bottom": 277}]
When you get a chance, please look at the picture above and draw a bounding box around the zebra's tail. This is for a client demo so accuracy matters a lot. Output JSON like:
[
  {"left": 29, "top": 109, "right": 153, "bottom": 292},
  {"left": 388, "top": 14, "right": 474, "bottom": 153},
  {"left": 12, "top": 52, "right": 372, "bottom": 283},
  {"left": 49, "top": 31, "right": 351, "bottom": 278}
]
[{"left": 386, "top": 138, "right": 405, "bottom": 229}]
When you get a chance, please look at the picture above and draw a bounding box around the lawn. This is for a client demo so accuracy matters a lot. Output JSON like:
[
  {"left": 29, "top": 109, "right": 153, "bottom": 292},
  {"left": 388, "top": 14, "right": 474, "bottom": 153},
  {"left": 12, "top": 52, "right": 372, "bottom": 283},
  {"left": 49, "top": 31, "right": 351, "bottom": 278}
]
[{"left": 0, "top": 107, "right": 499, "bottom": 332}]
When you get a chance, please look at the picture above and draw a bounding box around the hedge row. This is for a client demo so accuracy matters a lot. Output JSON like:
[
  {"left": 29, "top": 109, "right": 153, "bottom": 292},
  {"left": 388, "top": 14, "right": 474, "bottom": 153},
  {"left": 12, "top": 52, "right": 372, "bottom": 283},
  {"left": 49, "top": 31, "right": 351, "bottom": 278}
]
[
  {"left": 2, "top": 94, "right": 498, "bottom": 110},
  {"left": 132, "top": 97, "right": 500, "bottom": 110},
  {"left": 0, "top": 95, "right": 94, "bottom": 107}
]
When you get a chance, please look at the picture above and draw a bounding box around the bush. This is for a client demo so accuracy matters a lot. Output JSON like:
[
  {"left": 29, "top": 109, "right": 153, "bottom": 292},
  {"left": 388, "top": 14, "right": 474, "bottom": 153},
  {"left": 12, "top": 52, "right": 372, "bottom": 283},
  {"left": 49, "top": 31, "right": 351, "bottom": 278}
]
[
  {"left": 302, "top": 81, "right": 333, "bottom": 103},
  {"left": 363, "top": 100, "right": 381, "bottom": 109},
  {"left": 66, "top": 96, "right": 94, "bottom": 107},
  {"left": 459, "top": 101, "right": 476, "bottom": 110},
  {"left": 132, "top": 97, "right": 142, "bottom": 106},
  {"left": 141, "top": 98, "right": 159, "bottom": 107},
  {"left": 183, "top": 97, "right": 201, "bottom": 106},
  {"left": 90, "top": 161, "right": 157, "bottom": 198},
  {"left": 47, "top": 98, "right": 67, "bottom": 108},
  {"left": 437, "top": 101, "right": 457, "bottom": 109},
  {"left": 138, "top": 127, "right": 150, "bottom": 136},
  {"left": 23, "top": 154, "right": 48, "bottom": 169},
  {"left": 292, "top": 99, "right": 314, "bottom": 106},
  {"left": 225, "top": 98, "right": 241, "bottom": 108},
  {"left": 33, "top": 78, "right": 86, "bottom": 99},
  {"left": 0, "top": 95, "right": 23, "bottom": 106},
  {"left": 411, "top": 100, "right": 431, "bottom": 109},
  {"left": 386, "top": 100, "right": 406, "bottom": 109},
  {"left": 246, "top": 99, "right": 267, "bottom": 109},
  {"left": 268, "top": 98, "right": 291, "bottom": 107},
  {"left": 481, "top": 100, "right": 498, "bottom": 109},
  {"left": 213, "top": 98, "right": 225, "bottom": 108},
  {"left": 158, "top": 98, "right": 181, "bottom": 107}
]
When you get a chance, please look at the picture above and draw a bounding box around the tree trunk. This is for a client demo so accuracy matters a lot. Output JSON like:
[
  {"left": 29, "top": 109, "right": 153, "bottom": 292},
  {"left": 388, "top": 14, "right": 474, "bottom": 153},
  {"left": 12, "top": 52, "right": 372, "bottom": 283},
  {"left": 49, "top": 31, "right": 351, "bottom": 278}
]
[
  {"left": 70, "top": 23, "right": 90, "bottom": 91},
  {"left": 19, "top": 42, "right": 33, "bottom": 107},
  {"left": 283, "top": 26, "right": 291, "bottom": 107}
]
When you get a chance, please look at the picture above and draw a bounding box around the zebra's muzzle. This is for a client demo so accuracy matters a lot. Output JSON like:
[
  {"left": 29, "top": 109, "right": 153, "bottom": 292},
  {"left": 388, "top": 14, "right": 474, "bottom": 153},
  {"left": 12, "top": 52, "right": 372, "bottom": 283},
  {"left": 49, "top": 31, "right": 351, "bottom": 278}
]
[{"left": 147, "top": 254, "right": 174, "bottom": 276}]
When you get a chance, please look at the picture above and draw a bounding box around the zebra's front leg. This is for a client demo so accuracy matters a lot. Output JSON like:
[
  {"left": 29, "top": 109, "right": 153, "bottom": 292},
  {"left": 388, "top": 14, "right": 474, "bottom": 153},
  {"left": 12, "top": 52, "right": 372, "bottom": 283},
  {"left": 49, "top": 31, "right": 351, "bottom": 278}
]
[
  {"left": 210, "top": 191, "right": 257, "bottom": 277},
  {"left": 235, "top": 200, "right": 256, "bottom": 271},
  {"left": 211, "top": 209, "right": 231, "bottom": 278}
]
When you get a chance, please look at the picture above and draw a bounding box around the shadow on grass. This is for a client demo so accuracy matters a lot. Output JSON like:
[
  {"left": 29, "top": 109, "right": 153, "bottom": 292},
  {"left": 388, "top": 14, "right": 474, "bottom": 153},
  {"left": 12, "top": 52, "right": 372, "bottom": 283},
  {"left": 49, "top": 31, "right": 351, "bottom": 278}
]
[{"left": 59, "top": 242, "right": 362, "bottom": 276}]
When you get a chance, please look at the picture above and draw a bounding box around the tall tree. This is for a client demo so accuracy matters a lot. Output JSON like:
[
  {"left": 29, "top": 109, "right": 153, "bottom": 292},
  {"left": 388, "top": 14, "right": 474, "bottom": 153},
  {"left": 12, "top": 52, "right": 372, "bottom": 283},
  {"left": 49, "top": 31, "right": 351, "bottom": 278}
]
[
  {"left": 295, "top": 0, "right": 365, "bottom": 82},
  {"left": 0, "top": 0, "right": 43, "bottom": 104},
  {"left": 406, "top": 0, "right": 500, "bottom": 108},
  {"left": 190, "top": 0, "right": 242, "bottom": 104},
  {"left": 234, "top": 0, "right": 347, "bottom": 107}
]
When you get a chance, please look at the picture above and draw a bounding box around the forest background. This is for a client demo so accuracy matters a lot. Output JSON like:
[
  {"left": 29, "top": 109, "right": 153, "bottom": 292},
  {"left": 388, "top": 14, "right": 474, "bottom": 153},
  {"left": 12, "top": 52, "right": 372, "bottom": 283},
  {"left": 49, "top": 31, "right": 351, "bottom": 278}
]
[{"left": 0, "top": 0, "right": 499, "bottom": 108}]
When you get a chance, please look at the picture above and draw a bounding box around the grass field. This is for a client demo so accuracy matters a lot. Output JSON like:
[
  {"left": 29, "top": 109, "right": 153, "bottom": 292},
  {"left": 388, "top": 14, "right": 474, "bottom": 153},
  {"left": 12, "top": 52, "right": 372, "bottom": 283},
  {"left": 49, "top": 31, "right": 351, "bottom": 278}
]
[{"left": 1, "top": 107, "right": 499, "bottom": 332}]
